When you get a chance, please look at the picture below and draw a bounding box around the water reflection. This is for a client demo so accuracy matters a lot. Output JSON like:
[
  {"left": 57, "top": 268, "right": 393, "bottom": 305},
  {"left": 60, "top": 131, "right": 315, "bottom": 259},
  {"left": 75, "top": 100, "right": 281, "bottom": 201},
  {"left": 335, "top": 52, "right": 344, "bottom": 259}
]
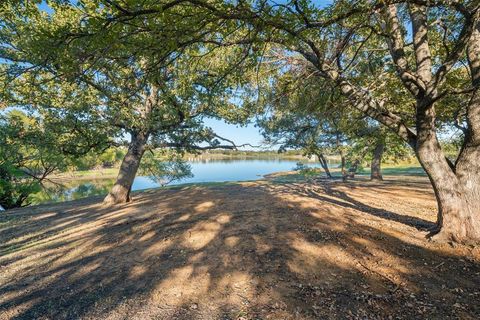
[{"left": 31, "top": 179, "right": 116, "bottom": 205}]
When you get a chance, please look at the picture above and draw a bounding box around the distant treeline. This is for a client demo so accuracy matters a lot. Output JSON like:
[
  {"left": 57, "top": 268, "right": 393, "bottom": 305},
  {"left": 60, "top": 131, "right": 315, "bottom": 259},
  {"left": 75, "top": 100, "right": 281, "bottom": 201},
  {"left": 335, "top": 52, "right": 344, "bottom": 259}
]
[{"left": 184, "top": 149, "right": 328, "bottom": 161}]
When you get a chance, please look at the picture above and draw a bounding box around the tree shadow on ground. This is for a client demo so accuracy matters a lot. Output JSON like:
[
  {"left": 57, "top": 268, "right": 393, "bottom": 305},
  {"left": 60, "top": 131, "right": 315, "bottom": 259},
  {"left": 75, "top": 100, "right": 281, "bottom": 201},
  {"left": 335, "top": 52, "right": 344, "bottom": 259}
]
[
  {"left": 277, "top": 179, "right": 435, "bottom": 231},
  {"left": 0, "top": 179, "right": 479, "bottom": 319}
]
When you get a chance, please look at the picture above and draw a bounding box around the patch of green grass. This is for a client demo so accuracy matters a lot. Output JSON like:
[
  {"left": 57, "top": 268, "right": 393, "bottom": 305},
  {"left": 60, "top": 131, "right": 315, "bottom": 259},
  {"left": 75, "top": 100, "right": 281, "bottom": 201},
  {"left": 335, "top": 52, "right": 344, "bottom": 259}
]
[
  {"left": 360, "top": 165, "right": 426, "bottom": 176},
  {"left": 270, "top": 165, "right": 426, "bottom": 183},
  {"left": 269, "top": 173, "right": 307, "bottom": 183},
  {"left": 68, "top": 168, "right": 119, "bottom": 177}
]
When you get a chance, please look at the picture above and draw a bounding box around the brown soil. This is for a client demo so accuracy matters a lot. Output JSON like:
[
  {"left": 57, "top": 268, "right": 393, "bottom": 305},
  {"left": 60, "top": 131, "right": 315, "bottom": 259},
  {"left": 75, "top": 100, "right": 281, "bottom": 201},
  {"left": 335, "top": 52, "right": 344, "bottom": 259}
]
[{"left": 0, "top": 176, "right": 479, "bottom": 320}]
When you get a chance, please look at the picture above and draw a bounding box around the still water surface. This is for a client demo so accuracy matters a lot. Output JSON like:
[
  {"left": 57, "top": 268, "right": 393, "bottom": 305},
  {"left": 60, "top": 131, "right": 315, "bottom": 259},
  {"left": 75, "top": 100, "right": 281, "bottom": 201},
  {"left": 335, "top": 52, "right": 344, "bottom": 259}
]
[
  {"left": 33, "top": 159, "right": 325, "bottom": 205},
  {"left": 133, "top": 159, "right": 319, "bottom": 189}
]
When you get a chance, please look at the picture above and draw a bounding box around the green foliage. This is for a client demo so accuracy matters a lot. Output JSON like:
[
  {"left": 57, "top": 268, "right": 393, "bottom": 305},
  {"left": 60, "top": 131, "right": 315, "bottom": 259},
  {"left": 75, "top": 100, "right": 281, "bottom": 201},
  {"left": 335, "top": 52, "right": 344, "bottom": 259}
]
[
  {"left": 257, "top": 71, "right": 365, "bottom": 162},
  {"left": 1, "top": 0, "right": 263, "bottom": 202},
  {"left": 139, "top": 150, "right": 193, "bottom": 186},
  {"left": 0, "top": 107, "right": 112, "bottom": 209},
  {"left": 29, "top": 179, "right": 116, "bottom": 205},
  {"left": 70, "top": 148, "right": 126, "bottom": 171},
  {"left": 1, "top": 0, "right": 471, "bottom": 209},
  {"left": 0, "top": 111, "right": 62, "bottom": 208},
  {"left": 293, "top": 162, "right": 318, "bottom": 176},
  {"left": 441, "top": 137, "right": 463, "bottom": 162}
]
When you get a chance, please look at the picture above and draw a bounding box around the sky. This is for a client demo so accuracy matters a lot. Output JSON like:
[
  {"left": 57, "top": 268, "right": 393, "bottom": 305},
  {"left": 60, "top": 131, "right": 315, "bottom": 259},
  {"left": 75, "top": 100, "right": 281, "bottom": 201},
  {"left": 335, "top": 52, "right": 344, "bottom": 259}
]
[{"left": 203, "top": 118, "right": 266, "bottom": 150}]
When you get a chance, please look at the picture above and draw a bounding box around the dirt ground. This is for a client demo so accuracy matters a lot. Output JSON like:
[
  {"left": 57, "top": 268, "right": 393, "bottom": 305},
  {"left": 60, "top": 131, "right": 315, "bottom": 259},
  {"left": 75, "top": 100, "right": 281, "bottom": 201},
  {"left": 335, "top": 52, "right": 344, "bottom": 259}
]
[{"left": 0, "top": 175, "right": 479, "bottom": 320}]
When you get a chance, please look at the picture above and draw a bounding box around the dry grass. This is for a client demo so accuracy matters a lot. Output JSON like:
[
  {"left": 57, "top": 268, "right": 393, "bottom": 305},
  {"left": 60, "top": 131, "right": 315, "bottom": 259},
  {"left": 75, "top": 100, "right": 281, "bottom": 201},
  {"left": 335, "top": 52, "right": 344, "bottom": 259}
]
[{"left": 0, "top": 176, "right": 479, "bottom": 319}]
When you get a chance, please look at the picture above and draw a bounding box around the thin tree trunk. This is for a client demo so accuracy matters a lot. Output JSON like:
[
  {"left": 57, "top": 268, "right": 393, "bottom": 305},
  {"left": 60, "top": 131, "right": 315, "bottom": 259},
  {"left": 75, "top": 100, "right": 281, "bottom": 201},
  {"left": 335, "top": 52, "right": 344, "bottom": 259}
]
[
  {"left": 370, "top": 142, "right": 384, "bottom": 181},
  {"left": 340, "top": 152, "right": 347, "bottom": 182},
  {"left": 316, "top": 153, "right": 332, "bottom": 178},
  {"left": 346, "top": 145, "right": 369, "bottom": 179},
  {"left": 103, "top": 132, "right": 149, "bottom": 205}
]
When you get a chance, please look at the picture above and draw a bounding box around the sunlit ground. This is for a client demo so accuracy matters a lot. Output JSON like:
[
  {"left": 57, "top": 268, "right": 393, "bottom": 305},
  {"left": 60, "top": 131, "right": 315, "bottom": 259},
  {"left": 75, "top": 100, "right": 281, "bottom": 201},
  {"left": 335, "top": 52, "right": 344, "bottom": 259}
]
[{"left": 0, "top": 175, "right": 479, "bottom": 319}]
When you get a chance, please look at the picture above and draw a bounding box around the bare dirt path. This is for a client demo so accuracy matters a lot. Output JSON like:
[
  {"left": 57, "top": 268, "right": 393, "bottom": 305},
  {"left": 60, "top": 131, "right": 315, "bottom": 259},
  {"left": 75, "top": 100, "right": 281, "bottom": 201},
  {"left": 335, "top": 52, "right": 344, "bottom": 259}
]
[{"left": 0, "top": 176, "right": 479, "bottom": 319}]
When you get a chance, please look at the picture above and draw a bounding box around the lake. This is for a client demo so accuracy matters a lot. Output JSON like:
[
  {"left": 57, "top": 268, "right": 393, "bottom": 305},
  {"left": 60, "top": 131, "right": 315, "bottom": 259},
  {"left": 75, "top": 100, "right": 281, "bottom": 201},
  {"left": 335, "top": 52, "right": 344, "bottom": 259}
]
[{"left": 32, "top": 159, "right": 328, "bottom": 205}]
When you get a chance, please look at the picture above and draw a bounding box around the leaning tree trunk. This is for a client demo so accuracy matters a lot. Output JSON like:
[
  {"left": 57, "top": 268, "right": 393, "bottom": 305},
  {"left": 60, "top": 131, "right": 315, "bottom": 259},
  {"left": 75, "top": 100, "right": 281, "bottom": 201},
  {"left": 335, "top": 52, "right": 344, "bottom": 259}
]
[
  {"left": 370, "top": 142, "right": 384, "bottom": 181},
  {"left": 316, "top": 153, "right": 332, "bottom": 178},
  {"left": 103, "top": 132, "right": 149, "bottom": 205}
]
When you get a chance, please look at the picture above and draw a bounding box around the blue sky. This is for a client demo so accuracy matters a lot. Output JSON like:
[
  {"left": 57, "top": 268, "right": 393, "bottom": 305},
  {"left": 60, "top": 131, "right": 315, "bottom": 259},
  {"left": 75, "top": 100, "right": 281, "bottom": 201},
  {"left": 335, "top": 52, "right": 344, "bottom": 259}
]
[{"left": 203, "top": 118, "right": 265, "bottom": 149}]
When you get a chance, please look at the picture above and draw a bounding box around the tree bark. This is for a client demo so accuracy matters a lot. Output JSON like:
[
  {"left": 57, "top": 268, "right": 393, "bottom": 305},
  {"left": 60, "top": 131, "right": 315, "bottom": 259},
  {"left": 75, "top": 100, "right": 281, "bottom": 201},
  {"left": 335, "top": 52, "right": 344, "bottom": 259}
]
[
  {"left": 316, "top": 153, "right": 332, "bottom": 178},
  {"left": 419, "top": 143, "right": 480, "bottom": 244},
  {"left": 325, "top": 51, "right": 480, "bottom": 242},
  {"left": 370, "top": 142, "right": 384, "bottom": 181},
  {"left": 414, "top": 93, "right": 480, "bottom": 243},
  {"left": 426, "top": 20, "right": 480, "bottom": 243},
  {"left": 103, "top": 131, "right": 149, "bottom": 205},
  {"left": 340, "top": 152, "right": 347, "bottom": 182},
  {"left": 341, "top": 5, "right": 479, "bottom": 243}
]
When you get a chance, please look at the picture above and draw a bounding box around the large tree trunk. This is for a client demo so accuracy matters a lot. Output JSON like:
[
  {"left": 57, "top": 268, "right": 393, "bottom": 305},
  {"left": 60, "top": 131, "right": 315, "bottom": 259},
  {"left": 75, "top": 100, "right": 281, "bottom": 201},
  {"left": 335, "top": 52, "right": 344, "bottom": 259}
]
[
  {"left": 103, "top": 132, "right": 149, "bottom": 205},
  {"left": 416, "top": 20, "right": 480, "bottom": 244},
  {"left": 419, "top": 149, "right": 480, "bottom": 244},
  {"left": 316, "top": 153, "right": 332, "bottom": 178},
  {"left": 415, "top": 98, "right": 480, "bottom": 243},
  {"left": 304, "top": 6, "right": 480, "bottom": 243},
  {"left": 430, "top": 23, "right": 480, "bottom": 243},
  {"left": 328, "top": 63, "right": 480, "bottom": 243},
  {"left": 370, "top": 142, "right": 384, "bottom": 181}
]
